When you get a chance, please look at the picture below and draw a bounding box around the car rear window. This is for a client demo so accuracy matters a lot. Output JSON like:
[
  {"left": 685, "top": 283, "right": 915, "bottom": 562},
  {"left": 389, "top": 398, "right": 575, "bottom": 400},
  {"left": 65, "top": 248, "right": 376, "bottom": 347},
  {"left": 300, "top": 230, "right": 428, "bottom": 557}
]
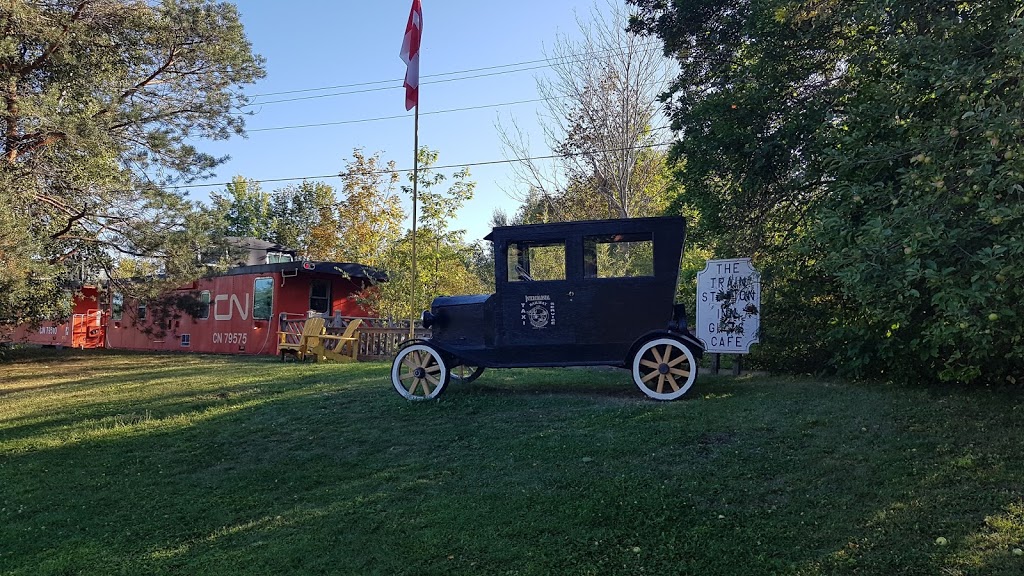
[{"left": 583, "top": 233, "right": 654, "bottom": 278}]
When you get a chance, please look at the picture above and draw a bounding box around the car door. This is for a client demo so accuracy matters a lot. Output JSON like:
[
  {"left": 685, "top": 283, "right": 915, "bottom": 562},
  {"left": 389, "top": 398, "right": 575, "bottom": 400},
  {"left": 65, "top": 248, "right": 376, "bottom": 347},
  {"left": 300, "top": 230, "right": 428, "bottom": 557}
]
[{"left": 497, "top": 237, "right": 578, "bottom": 364}]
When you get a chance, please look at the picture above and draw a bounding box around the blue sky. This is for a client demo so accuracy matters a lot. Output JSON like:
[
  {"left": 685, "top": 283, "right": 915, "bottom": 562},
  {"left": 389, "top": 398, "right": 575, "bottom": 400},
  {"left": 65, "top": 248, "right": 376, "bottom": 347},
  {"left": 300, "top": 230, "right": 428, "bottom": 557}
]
[{"left": 188, "top": 0, "right": 617, "bottom": 243}]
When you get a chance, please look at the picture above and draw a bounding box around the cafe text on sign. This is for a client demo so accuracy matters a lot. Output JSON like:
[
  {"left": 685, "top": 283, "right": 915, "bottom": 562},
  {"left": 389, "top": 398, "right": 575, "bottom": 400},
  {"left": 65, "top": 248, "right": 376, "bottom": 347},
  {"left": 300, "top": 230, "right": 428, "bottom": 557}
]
[{"left": 696, "top": 258, "right": 761, "bottom": 354}]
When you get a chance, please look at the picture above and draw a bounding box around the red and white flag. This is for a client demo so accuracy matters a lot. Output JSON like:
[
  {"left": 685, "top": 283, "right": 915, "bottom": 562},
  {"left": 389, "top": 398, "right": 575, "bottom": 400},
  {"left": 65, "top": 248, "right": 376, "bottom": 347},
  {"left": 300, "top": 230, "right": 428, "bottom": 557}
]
[{"left": 399, "top": 0, "right": 422, "bottom": 111}]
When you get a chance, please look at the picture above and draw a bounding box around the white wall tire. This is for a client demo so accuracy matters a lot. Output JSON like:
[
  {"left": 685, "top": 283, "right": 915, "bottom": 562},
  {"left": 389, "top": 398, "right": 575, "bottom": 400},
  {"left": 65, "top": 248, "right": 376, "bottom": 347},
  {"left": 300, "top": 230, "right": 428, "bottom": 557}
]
[
  {"left": 631, "top": 337, "right": 697, "bottom": 401},
  {"left": 391, "top": 344, "right": 450, "bottom": 400}
]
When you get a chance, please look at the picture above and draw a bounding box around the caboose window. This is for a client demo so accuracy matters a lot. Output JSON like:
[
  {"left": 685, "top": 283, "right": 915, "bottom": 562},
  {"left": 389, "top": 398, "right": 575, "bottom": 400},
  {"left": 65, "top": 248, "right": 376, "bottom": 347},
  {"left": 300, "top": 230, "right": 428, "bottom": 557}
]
[
  {"left": 198, "top": 291, "right": 210, "bottom": 319},
  {"left": 111, "top": 293, "right": 123, "bottom": 321},
  {"left": 309, "top": 280, "right": 331, "bottom": 313},
  {"left": 508, "top": 241, "right": 566, "bottom": 282},
  {"left": 583, "top": 233, "right": 654, "bottom": 278},
  {"left": 253, "top": 277, "right": 273, "bottom": 320}
]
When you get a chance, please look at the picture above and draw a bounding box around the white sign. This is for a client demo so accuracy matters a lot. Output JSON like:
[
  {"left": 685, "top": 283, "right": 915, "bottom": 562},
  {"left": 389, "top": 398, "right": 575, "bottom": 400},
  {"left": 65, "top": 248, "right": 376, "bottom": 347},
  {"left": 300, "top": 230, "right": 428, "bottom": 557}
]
[{"left": 696, "top": 259, "right": 761, "bottom": 354}]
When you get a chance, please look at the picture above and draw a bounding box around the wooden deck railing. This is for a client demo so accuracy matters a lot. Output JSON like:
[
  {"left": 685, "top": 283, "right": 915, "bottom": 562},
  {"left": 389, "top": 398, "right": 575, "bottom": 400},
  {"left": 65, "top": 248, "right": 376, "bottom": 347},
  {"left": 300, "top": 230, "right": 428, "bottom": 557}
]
[
  {"left": 277, "top": 313, "right": 430, "bottom": 362},
  {"left": 356, "top": 326, "right": 431, "bottom": 361}
]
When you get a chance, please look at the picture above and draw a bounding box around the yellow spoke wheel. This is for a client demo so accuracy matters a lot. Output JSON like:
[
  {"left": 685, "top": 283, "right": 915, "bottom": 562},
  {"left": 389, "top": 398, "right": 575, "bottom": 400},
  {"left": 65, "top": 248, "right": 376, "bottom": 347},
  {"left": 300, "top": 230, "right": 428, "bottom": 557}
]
[
  {"left": 631, "top": 337, "right": 697, "bottom": 400},
  {"left": 391, "top": 343, "right": 450, "bottom": 400}
]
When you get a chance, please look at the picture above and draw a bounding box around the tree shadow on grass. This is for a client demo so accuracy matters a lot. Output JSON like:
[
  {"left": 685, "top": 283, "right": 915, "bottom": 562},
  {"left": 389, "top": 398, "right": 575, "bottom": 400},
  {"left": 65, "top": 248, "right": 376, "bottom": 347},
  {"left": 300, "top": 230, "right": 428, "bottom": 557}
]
[
  {"left": 450, "top": 368, "right": 763, "bottom": 404},
  {"left": 0, "top": 362, "right": 386, "bottom": 450},
  {"left": 2, "top": 359, "right": 1023, "bottom": 575}
]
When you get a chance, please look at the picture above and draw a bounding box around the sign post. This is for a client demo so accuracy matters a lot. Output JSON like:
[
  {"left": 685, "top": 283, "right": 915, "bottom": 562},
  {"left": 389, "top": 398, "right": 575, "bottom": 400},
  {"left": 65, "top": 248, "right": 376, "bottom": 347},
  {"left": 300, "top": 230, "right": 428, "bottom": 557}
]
[{"left": 696, "top": 259, "right": 761, "bottom": 363}]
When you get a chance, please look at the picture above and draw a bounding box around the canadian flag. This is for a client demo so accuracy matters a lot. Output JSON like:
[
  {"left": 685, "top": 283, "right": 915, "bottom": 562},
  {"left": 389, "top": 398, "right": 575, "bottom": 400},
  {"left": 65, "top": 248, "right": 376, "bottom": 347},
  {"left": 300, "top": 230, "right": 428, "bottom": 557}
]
[{"left": 400, "top": 0, "right": 422, "bottom": 111}]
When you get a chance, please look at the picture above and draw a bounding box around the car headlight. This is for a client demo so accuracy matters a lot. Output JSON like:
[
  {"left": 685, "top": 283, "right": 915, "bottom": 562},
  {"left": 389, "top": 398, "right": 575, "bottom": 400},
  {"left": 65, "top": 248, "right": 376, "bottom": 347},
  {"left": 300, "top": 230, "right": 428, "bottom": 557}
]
[{"left": 421, "top": 310, "right": 435, "bottom": 329}]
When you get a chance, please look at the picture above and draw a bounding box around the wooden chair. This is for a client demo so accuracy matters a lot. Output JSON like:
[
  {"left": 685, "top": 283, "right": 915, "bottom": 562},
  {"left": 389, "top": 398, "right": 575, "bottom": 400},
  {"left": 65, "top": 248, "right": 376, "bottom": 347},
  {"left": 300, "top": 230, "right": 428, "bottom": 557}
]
[
  {"left": 277, "top": 317, "right": 325, "bottom": 361},
  {"left": 308, "top": 318, "right": 363, "bottom": 363}
]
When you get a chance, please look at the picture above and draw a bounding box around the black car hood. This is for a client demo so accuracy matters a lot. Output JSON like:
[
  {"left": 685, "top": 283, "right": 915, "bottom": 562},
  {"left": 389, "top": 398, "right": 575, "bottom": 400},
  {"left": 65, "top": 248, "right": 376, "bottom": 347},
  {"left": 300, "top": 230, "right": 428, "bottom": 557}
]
[{"left": 432, "top": 293, "right": 491, "bottom": 307}]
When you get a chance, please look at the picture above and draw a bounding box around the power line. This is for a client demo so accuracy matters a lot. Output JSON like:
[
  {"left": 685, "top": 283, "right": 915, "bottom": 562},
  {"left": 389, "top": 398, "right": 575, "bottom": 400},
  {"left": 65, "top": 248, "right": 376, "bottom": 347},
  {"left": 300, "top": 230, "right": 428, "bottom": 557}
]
[
  {"left": 247, "top": 97, "right": 549, "bottom": 132},
  {"left": 243, "top": 65, "right": 550, "bottom": 106},
  {"left": 246, "top": 82, "right": 676, "bottom": 133},
  {"left": 242, "top": 44, "right": 666, "bottom": 107},
  {"left": 246, "top": 42, "right": 665, "bottom": 99},
  {"left": 248, "top": 103, "right": 673, "bottom": 133},
  {"left": 171, "top": 141, "right": 675, "bottom": 191}
]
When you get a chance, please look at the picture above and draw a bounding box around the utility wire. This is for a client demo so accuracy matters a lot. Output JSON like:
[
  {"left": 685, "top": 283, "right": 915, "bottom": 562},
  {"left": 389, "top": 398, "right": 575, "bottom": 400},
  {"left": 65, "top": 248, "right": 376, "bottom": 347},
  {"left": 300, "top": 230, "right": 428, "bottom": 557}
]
[
  {"left": 170, "top": 141, "right": 674, "bottom": 191},
  {"left": 244, "top": 65, "right": 549, "bottom": 106},
  {"left": 246, "top": 41, "right": 665, "bottom": 99},
  {"left": 247, "top": 97, "right": 549, "bottom": 132},
  {"left": 243, "top": 44, "right": 665, "bottom": 107}
]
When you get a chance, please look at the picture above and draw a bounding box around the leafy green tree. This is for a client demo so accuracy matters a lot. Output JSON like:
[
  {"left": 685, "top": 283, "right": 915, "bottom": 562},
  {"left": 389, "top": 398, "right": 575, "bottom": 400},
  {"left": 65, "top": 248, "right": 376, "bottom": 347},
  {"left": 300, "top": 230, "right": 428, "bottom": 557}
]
[
  {"left": 268, "top": 180, "right": 341, "bottom": 260},
  {"left": 336, "top": 149, "right": 404, "bottom": 267},
  {"left": 369, "top": 148, "right": 483, "bottom": 320},
  {"left": 630, "top": 0, "right": 1024, "bottom": 383},
  {"left": 211, "top": 176, "right": 273, "bottom": 240},
  {"left": 268, "top": 185, "right": 309, "bottom": 252},
  {"left": 814, "top": 0, "right": 1024, "bottom": 384},
  {"left": 467, "top": 208, "right": 519, "bottom": 292},
  {"left": 549, "top": 147, "right": 676, "bottom": 222},
  {"left": 0, "top": 0, "right": 265, "bottom": 324},
  {"left": 627, "top": 0, "right": 847, "bottom": 255},
  {"left": 627, "top": 0, "right": 863, "bottom": 375}
]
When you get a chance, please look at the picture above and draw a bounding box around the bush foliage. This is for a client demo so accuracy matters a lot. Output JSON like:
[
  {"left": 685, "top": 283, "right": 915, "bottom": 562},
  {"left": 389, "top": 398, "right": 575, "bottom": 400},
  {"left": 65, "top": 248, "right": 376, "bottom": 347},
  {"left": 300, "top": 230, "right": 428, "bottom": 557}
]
[{"left": 629, "top": 0, "right": 1024, "bottom": 384}]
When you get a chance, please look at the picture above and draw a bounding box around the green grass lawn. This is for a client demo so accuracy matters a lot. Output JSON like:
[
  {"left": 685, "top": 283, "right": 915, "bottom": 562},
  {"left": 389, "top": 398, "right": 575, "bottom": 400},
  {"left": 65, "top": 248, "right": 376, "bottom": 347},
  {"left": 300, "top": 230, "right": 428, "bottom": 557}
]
[{"left": 1, "top": 349, "right": 1023, "bottom": 575}]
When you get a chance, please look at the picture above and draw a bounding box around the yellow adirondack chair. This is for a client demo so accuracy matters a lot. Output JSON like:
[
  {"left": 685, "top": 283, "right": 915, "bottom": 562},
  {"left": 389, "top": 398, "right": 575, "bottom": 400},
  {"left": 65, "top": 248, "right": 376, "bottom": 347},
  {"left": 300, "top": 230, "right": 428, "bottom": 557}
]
[
  {"left": 277, "top": 317, "right": 325, "bottom": 361},
  {"left": 308, "top": 318, "right": 363, "bottom": 363}
]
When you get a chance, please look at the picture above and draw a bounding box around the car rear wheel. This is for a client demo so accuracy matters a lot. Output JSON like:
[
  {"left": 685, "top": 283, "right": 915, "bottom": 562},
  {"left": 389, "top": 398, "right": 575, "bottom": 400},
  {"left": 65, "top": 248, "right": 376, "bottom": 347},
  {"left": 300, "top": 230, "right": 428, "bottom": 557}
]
[
  {"left": 631, "top": 337, "right": 697, "bottom": 400},
  {"left": 450, "top": 364, "right": 484, "bottom": 384},
  {"left": 391, "top": 343, "right": 450, "bottom": 400}
]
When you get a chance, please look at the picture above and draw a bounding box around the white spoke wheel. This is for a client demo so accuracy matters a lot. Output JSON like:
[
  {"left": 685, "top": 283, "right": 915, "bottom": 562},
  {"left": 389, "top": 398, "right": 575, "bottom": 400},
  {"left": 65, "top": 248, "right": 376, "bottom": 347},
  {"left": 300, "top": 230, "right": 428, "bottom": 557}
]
[
  {"left": 391, "top": 344, "right": 450, "bottom": 400},
  {"left": 450, "top": 364, "right": 484, "bottom": 384},
  {"left": 631, "top": 337, "right": 697, "bottom": 401}
]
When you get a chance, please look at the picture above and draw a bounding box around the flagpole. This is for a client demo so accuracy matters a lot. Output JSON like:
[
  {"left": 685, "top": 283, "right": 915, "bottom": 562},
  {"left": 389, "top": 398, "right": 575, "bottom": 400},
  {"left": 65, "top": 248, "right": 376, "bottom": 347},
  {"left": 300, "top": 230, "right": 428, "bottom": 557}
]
[
  {"left": 401, "top": 0, "right": 422, "bottom": 340},
  {"left": 409, "top": 105, "right": 419, "bottom": 339}
]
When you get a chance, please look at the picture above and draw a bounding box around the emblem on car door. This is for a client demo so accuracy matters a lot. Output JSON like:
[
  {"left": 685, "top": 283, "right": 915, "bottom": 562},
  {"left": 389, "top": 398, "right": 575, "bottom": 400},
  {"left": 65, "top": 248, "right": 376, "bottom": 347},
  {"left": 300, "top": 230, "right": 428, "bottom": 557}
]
[{"left": 521, "top": 295, "right": 555, "bottom": 329}]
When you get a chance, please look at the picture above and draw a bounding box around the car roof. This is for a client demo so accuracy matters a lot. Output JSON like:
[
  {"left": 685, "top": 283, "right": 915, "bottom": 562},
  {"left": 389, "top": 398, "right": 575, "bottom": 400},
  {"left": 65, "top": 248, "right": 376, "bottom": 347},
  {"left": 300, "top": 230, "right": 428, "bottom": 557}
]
[{"left": 483, "top": 216, "right": 686, "bottom": 243}]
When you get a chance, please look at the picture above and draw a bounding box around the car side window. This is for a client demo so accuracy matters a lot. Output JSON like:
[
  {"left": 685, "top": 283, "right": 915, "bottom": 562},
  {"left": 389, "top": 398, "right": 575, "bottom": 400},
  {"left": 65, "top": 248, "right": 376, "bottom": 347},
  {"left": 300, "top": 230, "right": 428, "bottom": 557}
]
[
  {"left": 583, "top": 233, "right": 654, "bottom": 278},
  {"left": 507, "top": 241, "right": 566, "bottom": 282}
]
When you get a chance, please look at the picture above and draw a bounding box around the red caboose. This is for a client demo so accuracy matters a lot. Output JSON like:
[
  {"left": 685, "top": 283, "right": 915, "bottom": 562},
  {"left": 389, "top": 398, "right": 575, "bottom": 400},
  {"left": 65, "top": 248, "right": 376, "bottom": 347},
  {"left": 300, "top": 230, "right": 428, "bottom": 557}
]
[
  {"left": 7, "top": 285, "right": 106, "bottom": 350},
  {"left": 5, "top": 238, "right": 385, "bottom": 356},
  {"left": 106, "top": 260, "right": 384, "bottom": 355}
]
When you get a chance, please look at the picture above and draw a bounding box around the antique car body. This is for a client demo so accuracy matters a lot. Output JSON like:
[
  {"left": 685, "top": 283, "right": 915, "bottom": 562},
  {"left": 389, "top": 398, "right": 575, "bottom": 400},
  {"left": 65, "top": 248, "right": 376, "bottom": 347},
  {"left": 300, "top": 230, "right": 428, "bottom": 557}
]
[{"left": 391, "top": 216, "right": 704, "bottom": 401}]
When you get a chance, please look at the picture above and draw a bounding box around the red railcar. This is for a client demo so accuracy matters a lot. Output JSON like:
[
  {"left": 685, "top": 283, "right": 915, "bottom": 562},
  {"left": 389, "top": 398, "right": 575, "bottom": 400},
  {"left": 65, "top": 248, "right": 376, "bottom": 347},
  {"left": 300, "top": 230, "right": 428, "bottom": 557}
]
[
  {"left": 5, "top": 261, "right": 385, "bottom": 356},
  {"left": 7, "top": 285, "right": 106, "bottom": 350}
]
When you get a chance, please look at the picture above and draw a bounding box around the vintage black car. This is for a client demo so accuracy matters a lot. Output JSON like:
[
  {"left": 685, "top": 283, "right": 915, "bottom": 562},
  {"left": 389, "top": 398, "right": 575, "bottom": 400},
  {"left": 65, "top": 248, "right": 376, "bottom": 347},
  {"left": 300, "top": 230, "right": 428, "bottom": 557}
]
[{"left": 390, "top": 216, "right": 704, "bottom": 401}]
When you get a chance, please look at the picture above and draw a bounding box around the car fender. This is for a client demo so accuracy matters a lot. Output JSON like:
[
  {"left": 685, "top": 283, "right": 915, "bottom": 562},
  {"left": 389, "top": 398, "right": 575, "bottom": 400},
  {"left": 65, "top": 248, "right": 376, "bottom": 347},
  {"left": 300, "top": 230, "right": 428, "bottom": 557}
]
[
  {"left": 396, "top": 337, "right": 461, "bottom": 363},
  {"left": 396, "top": 338, "right": 433, "bottom": 351},
  {"left": 625, "top": 330, "right": 705, "bottom": 366}
]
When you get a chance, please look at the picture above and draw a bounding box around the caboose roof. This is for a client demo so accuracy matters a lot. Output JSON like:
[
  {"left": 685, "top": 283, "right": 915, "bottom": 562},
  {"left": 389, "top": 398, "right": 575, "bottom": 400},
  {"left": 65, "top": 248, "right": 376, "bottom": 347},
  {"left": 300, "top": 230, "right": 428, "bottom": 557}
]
[{"left": 216, "top": 261, "right": 387, "bottom": 282}]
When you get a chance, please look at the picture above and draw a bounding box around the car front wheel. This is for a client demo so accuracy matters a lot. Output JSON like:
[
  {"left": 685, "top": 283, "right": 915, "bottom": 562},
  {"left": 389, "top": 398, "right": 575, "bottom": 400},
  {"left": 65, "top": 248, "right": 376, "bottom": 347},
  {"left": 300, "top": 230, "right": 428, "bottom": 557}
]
[{"left": 391, "top": 343, "right": 450, "bottom": 400}]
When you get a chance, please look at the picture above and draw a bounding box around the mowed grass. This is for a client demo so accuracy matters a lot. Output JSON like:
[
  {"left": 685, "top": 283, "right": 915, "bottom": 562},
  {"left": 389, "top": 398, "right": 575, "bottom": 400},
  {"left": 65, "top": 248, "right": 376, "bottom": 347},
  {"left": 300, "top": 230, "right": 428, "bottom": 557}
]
[{"left": 1, "top": 350, "right": 1023, "bottom": 575}]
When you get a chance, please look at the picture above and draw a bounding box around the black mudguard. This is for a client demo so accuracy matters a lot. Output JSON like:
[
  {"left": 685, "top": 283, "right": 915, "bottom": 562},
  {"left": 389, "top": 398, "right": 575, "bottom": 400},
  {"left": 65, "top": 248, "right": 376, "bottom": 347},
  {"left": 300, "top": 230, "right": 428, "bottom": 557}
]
[{"left": 625, "top": 330, "right": 706, "bottom": 366}]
